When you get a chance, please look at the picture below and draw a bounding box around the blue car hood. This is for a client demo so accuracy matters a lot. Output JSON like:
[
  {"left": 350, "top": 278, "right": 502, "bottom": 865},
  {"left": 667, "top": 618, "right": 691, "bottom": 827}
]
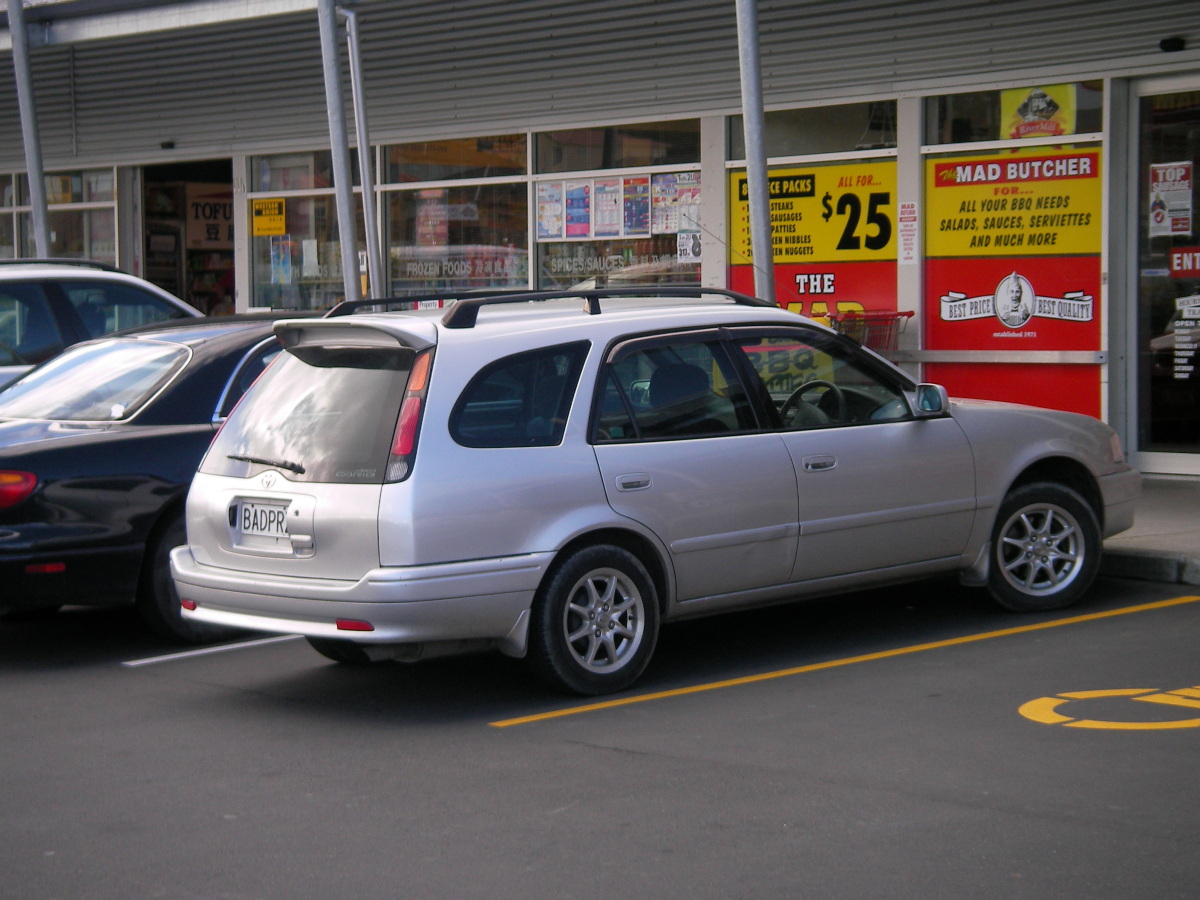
[{"left": 0, "top": 418, "right": 115, "bottom": 449}]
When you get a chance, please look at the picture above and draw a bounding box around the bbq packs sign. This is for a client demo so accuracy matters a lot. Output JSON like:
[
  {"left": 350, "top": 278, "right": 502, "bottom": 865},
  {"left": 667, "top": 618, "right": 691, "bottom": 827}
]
[{"left": 940, "top": 272, "right": 1094, "bottom": 330}]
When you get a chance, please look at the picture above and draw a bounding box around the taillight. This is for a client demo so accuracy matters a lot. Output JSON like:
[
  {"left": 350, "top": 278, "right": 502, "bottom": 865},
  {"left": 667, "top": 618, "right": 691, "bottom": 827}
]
[
  {"left": 385, "top": 350, "right": 433, "bottom": 483},
  {"left": 0, "top": 471, "right": 37, "bottom": 509}
]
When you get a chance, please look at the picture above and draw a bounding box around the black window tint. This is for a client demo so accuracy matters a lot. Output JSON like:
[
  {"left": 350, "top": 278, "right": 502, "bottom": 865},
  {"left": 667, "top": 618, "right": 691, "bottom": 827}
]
[
  {"left": 0, "top": 282, "right": 63, "bottom": 364},
  {"left": 732, "top": 330, "right": 911, "bottom": 429},
  {"left": 597, "top": 339, "right": 755, "bottom": 441},
  {"left": 595, "top": 372, "right": 636, "bottom": 441},
  {"left": 451, "top": 342, "right": 589, "bottom": 448},
  {"left": 61, "top": 281, "right": 186, "bottom": 337}
]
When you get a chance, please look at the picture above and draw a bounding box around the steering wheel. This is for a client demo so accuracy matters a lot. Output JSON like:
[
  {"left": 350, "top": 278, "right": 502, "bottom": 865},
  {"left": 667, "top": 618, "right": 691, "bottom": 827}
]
[{"left": 780, "top": 379, "right": 846, "bottom": 425}]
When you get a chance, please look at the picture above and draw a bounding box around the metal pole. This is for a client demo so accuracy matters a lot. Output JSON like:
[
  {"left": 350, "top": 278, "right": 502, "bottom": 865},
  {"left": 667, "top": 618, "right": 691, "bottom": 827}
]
[
  {"left": 340, "top": 7, "right": 383, "bottom": 298},
  {"left": 734, "top": 0, "right": 775, "bottom": 304},
  {"left": 7, "top": 0, "right": 51, "bottom": 257},
  {"left": 316, "top": 0, "right": 361, "bottom": 305}
]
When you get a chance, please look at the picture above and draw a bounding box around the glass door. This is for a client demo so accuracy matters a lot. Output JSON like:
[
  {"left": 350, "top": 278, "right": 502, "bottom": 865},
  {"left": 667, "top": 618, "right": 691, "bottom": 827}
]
[{"left": 1133, "top": 82, "right": 1200, "bottom": 474}]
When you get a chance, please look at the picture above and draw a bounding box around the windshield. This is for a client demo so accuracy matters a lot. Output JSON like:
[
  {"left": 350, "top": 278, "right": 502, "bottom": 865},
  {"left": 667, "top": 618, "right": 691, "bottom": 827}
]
[
  {"left": 0, "top": 340, "right": 188, "bottom": 421},
  {"left": 202, "top": 344, "right": 413, "bottom": 484}
]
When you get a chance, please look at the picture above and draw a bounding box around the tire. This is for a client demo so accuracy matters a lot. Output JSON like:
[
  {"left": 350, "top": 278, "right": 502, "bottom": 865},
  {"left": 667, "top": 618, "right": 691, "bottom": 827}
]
[
  {"left": 306, "top": 636, "right": 379, "bottom": 665},
  {"left": 987, "top": 482, "right": 1101, "bottom": 612},
  {"left": 137, "top": 513, "right": 238, "bottom": 643},
  {"left": 527, "top": 544, "right": 659, "bottom": 695}
]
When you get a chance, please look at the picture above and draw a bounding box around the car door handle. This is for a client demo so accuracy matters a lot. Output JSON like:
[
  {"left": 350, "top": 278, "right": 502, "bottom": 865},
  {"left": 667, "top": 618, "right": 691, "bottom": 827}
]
[
  {"left": 616, "top": 473, "right": 652, "bottom": 491},
  {"left": 802, "top": 454, "right": 837, "bottom": 472}
]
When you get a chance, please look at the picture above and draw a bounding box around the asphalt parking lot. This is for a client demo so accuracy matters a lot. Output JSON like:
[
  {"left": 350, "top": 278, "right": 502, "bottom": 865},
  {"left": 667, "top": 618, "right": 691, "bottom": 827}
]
[{"left": 3, "top": 575, "right": 1199, "bottom": 900}]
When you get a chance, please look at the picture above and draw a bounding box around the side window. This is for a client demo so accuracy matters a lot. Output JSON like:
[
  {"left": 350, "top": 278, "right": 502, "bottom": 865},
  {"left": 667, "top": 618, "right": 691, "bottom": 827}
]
[
  {"left": 218, "top": 340, "right": 283, "bottom": 419},
  {"left": 450, "top": 342, "right": 589, "bottom": 448},
  {"left": 62, "top": 281, "right": 187, "bottom": 338},
  {"left": 0, "top": 283, "right": 64, "bottom": 365},
  {"left": 595, "top": 338, "right": 756, "bottom": 441},
  {"left": 731, "top": 331, "right": 911, "bottom": 429}
]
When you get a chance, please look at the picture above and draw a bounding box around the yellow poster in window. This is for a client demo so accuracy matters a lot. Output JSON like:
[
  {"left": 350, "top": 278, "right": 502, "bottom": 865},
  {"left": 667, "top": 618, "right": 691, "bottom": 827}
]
[
  {"left": 925, "top": 146, "right": 1101, "bottom": 257},
  {"left": 1001, "top": 84, "right": 1077, "bottom": 139},
  {"left": 728, "top": 160, "right": 897, "bottom": 264},
  {"left": 252, "top": 198, "right": 286, "bottom": 237}
]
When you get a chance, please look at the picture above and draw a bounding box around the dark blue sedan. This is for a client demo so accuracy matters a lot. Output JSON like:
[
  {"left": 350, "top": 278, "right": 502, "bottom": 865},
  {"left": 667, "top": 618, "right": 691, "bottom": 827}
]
[{"left": 0, "top": 314, "right": 305, "bottom": 641}]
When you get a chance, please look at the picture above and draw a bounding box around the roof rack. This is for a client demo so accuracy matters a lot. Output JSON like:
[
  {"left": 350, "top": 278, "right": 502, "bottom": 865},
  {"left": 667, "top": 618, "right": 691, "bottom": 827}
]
[
  {"left": 0, "top": 257, "right": 122, "bottom": 272},
  {"left": 323, "top": 289, "right": 534, "bottom": 319},
  {"left": 440, "top": 286, "right": 774, "bottom": 329}
]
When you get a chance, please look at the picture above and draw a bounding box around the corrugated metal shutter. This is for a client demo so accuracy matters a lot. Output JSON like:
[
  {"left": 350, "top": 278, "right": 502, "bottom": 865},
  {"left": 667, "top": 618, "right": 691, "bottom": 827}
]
[{"left": 1, "top": 0, "right": 1195, "bottom": 170}]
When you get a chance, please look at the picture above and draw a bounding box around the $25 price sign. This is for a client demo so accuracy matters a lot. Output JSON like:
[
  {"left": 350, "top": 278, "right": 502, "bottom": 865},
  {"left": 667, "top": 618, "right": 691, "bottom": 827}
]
[{"left": 728, "top": 161, "right": 898, "bottom": 264}]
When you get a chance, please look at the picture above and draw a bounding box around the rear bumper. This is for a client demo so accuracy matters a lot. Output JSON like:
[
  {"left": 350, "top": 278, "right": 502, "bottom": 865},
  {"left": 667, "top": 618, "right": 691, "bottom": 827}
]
[
  {"left": 170, "top": 545, "right": 551, "bottom": 645},
  {"left": 0, "top": 543, "right": 142, "bottom": 610}
]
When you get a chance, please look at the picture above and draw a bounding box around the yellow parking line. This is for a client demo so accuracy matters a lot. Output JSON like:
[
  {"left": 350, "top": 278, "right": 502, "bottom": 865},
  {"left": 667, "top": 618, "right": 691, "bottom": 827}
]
[{"left": 489, "top": 595, "right": 1200, "bottom": 728}]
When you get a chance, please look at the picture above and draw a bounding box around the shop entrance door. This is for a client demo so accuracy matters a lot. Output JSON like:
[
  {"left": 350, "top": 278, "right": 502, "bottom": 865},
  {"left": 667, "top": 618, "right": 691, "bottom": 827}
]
[
  {"left": 142, "top": 160, "right": 234, "bottom": 313},
  {"left": 1132, "top": 81, "right": 1200, "bottom": 475}
]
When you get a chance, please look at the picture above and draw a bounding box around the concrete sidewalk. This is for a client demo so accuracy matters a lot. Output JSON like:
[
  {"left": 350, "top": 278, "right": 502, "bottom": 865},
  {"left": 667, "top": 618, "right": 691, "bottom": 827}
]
[{"left": 1101, "top": 475, "right": 1200, "bottom": 585}]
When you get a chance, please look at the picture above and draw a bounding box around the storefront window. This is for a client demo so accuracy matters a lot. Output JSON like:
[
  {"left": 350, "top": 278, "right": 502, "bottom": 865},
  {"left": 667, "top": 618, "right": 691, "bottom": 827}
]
[
  {"left": 0, "top": 214, "right": 12, "bottom": 259},
  {"left": 2, "top": 169, "right": 117, "bottom": 263},
  {"left": 0, "top": 175, "right": 13, "bottom": 259},
  {"left": 728, "top": 101, "right": 897, "bottom": 159},
  {"left": 248, "top": 149, "right": 370, "bottom": 309},
  {"left": 535, "top": 171, "right": 701, "bottom": 289},
  {"left": 539, "top": 235, "right": 697, "bottom": 289},
  {"left": 19, "top": 209, "right": 116, "bottom": 263},
  {"left": 251, "top": 150, "right": 360, "bottom": 192},
  {"left": 926, "top": 82, "right": 1103, "bottom": 144},
  {"left": 249, "top": 194, "right": 365, "bottom": 310},
  {"left": 15, "top": 169, "right": 114, "bottom": 204},
  {"left": 1137, "top": 91, "right": 1200, "bottom": 454},
  {"left": 384, "top": 135, "right": 526, "bottom": 183},
  {"left": 536, "top": 120, "right": 700, "bottom": 173},
  {"left": 385, "top": 183, "right": 527, "bottom": 294}
]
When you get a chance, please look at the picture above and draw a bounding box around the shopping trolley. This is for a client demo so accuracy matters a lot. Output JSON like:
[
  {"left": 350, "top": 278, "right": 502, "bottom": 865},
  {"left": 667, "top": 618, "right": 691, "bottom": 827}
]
[{"left": 827, "top": 309, "right": 914, "bottom": 352}]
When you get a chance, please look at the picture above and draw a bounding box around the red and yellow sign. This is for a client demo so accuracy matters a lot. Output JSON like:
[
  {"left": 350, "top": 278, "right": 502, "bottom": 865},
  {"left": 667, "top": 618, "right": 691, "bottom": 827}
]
[
  {"left": 924, "top": 144, "right": 1103, "bottom": 417},
  {"left": 926, "top": 147, "right": 1101, "bottom": 257},
  {"left": 728, "top": 160, "right": 897, "bottom": 316}
]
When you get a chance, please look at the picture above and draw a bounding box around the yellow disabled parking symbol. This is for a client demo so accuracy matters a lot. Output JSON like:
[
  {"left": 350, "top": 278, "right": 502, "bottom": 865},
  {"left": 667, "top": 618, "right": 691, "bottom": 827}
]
[{"left": 1020, "top": 686, "right": 1200, "bottom": 730}]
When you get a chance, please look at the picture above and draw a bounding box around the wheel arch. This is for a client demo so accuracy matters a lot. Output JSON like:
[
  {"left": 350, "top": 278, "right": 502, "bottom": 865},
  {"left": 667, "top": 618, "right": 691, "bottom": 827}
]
[
  {"left": 547, "top": 527, "right": 673, "bottom": 616},
  {"left": 136, "top": 495, "right": 187, "bottom": 600},
  {"left": 1005, "top": 456, "right": 1104, "bottom": 531}
]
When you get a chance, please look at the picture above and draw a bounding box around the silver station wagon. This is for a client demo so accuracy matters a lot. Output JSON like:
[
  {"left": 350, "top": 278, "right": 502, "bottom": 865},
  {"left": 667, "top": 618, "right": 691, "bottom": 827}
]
[{"left": 172, "top": 289, "right": 1140, "bottom": 694}]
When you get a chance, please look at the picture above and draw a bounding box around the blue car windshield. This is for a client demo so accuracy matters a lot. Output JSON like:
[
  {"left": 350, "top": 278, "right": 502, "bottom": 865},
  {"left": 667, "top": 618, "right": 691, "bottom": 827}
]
[{"left": 0, "top": 339, "right": 188, "bottom": 421}]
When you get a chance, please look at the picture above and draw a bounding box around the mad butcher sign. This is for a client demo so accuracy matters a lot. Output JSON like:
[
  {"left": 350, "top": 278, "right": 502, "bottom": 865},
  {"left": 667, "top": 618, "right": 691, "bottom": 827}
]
[{"left": 923, "top": 143, "right": 1103, "bottom": 417}]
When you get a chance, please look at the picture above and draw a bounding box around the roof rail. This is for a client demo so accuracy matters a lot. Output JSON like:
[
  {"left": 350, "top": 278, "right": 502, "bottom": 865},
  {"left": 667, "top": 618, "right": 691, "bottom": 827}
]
[
  {"left": 440, "top": 286, "right": 774, "bottom": 329},
  {"left": 0, "top": 257, "right": 122, "bottom": 272},
  {"left": 323, "top": 289, "right": 534, "bottom": 318}
]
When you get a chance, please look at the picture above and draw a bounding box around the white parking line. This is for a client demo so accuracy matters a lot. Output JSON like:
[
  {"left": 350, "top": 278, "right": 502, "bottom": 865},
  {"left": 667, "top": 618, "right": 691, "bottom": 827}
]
[{"left": 121, "top": 634, "right": 303, "bottom": 667}]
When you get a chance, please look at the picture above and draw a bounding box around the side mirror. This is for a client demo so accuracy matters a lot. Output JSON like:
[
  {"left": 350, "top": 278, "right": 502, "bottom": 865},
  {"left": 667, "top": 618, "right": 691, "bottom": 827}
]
[{"left": 913, "top": 383, "right": 949, "bottom": 418}]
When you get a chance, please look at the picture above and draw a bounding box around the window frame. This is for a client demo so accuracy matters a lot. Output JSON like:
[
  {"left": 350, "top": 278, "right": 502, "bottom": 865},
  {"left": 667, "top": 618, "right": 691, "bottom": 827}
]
[
  {"left": 590, "top": 324, "right": 919, "bottom": 444},
  {"left": 449, "top": 340, "right": 591, "bottom": 449}
]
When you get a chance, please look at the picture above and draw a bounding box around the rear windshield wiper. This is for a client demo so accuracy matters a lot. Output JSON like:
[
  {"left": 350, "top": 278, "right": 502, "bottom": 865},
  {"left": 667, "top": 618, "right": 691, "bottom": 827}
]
[{"left": 226, "top": 453, "right": 306, "bottom": 474}]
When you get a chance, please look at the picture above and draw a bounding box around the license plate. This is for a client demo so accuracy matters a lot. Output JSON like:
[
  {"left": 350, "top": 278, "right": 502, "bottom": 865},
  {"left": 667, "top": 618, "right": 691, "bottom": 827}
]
[{"left": 238, "top": 501, "right": 290, "bottom": 537}]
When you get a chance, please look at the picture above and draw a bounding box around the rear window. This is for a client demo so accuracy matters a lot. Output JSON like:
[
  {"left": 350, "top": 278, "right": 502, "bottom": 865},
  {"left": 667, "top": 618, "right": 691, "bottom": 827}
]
[
  {"left": 0, "top": 339, "right": 187, "bottom": 421},
  {"left": 202, "top": 344, "right": 414, "bottom": 484}
]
